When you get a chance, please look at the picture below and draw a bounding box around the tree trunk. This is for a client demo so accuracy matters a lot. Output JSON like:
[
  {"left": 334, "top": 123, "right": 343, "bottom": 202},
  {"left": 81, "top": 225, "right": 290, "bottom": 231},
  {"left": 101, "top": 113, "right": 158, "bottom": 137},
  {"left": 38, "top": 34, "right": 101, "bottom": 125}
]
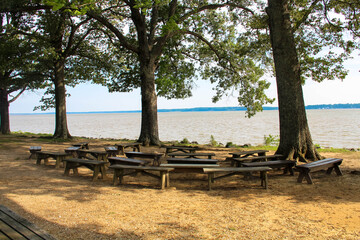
[
  {"left": 0, "top": 88, "right": 10, "bottom": 134},
  {"left": 53, "top": 58, "right": 71, "bottom": 139},
  {"left": 137, "top": 58, "right": 160, "bottom": 146},
  {"left": 267, "top": 0, "right": 321, "bottom": 162}
]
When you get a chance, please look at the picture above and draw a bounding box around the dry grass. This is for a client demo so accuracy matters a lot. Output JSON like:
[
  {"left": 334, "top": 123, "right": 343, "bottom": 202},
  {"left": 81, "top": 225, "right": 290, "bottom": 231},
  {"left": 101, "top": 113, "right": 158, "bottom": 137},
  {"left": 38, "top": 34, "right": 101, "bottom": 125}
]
[{"left": 0, "top": 135, "right": 359, "bottom": 239}]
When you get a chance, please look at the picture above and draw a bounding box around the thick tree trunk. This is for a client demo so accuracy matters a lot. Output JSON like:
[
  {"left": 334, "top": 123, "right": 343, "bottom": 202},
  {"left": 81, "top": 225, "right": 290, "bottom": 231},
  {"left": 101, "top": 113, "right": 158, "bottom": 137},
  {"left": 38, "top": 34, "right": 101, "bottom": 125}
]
[
  {"left": 53, "top": 59, "right": 71, "bottom": 139},
  {"left": 0, "top": 88, "right": 10, "bottom": 134},
  {"left": 137, "top": 58, "right": 160, "bottom": 146},
  {"left": 267, "top": 0, "right": 321, "bottom": 162}
]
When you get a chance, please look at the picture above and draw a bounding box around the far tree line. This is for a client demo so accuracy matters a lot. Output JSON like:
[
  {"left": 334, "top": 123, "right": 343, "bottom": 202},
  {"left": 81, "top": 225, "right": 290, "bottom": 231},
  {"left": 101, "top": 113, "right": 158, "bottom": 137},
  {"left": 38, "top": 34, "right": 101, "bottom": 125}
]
[{"left": 0, "top": 0, "right": 359, "bottom": 162}]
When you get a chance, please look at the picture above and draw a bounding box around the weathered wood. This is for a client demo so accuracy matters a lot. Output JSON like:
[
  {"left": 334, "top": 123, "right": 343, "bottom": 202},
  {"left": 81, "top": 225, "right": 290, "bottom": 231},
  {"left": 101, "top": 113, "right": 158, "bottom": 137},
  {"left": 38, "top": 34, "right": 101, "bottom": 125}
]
[
  {"left": 104, "top": 146, "right": 119, "bottom": 157},
  {"left": 241, "top": 160, "right": 295, "bottom": 175},
  {"left": 203, "top": 167, "right": 271, "bottom": 190},
  {"left": 63, "top": 158, "right": 107, "bottom": 181},
  {"left": 29, "top": 146, "right": 42, "bottom": 159},
  {"left": 232, "top": 154, "right": 284, "bottom": 167},
  {"left": 0, "top": 205, "right": 56, "bottom": 240},
  {"left": 166, "top": 158, "right": 218, "bottom": 165},
  {"left": 296, "top": 158, "right": 343, "bottom": 184},
  {"left": 125, "top": 152, "right": 163, "bottom": 166},
  {"left": 115, "top": 143, "right": 141, "bottom": 155},
  {"left": 36, "top": 151, "right": 71, "bottom": 168},
  {"left": 108, "top": 157, "right": 147, "bottom": 166},
  {"left": 77, "top": 149, "right": 108, "bottom": 161},
  {"left": 72, "top": 142, "right": 89, "bottom": 149},
  {"left": 109, "top": 164, "right": 174, "bottom": 189},
  {"left": 160, "top": 163, "right": 220, "bottom": 173},
  {"left": 167, "top": 152, "right": 215, "bottom": 159},
  {"left": 163, "top": 145, "right": 199, "bottom": 154}
]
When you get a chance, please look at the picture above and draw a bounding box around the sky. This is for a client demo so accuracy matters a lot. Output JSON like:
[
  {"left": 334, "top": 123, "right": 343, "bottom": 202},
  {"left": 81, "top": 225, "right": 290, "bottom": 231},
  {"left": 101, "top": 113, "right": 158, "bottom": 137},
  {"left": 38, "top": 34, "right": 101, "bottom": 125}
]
[{"left": 9, "top": 54, "right": 360, "bottom": 114}]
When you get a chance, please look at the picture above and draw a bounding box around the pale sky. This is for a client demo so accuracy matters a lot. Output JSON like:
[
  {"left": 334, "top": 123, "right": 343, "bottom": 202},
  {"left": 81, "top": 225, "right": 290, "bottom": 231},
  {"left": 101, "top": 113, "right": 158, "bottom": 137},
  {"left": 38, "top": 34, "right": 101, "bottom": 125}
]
[{"left": 10, "top": 56, "right": 360, "bottom": 114}]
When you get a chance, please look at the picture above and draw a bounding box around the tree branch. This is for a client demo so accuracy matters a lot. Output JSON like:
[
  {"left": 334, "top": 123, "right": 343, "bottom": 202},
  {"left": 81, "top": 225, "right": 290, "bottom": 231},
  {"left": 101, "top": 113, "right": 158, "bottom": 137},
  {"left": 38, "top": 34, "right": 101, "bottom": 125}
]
[{"left": 87, "top": 10, "right": 138, "bottom": 53}]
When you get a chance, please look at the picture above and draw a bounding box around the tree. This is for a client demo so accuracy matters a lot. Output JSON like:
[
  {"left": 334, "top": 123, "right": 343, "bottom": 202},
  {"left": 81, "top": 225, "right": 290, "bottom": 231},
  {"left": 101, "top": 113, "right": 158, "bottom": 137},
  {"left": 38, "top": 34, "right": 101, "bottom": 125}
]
[
  {"left": 0, "top": 10, "right": 47, "bottom": 134},
  {"left": 66, "top": 0, "right": 273, "bottom": 146},
  {"left": 265, "top": 0, "right": 358, "bottom": 161},
  {"left": 2, "top": 1, "right": 124, "bottom": 139},
  {"left": 266, "top": 0, "right": 321, "bottom": 161}
]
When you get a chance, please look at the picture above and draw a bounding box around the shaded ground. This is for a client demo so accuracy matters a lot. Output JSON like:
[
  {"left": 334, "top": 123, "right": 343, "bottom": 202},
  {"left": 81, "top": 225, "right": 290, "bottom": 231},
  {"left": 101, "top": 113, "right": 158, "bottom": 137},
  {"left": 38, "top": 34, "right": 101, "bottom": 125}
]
[{"left": 0, "top": 135, "right": 359, "bottom": 239}]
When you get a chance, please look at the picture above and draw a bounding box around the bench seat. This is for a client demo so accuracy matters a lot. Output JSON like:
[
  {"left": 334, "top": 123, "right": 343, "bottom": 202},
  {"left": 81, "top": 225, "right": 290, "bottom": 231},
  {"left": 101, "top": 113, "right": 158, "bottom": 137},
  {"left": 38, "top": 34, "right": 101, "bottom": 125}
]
[
  {"left": 108, "top": 157, "right": 147, "bottom": 166},
  {"left": 241, "top": 160, "right": 295, "bottom": 175},
  {"left": 167, "top": 152, "right": 215, "bottom": 159},
  {"left": 166, "top": 158, "right": 218, "bottom": 165},
  {"left": 63, "top": 158, "right": 107, "bottom": 181},
  {"left": 0, "top": 205, "right": 56, "bottom": 240},
  {"left": 296, "top": 158, "right": 343, "bottom": 184},
  {"left": 125, "top": 152, "right": 163, "bottom": 166},
  {"left": 232, "top": 154, "right": 284, "bottom": 166},
  {"left": 160, "top": 163, "right": 220, "bottom": 173},
  {"left": 203, "top": 167, "right": 272, "bottom": 190},
  {"left": 109, "top": 164, "right": 174, "bottom": 189}
]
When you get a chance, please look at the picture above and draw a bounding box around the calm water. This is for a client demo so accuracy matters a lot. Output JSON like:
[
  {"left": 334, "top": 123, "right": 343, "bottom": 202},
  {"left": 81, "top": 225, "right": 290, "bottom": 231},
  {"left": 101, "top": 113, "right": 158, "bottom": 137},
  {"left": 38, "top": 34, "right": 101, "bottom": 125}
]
[{"left": 10, "top": 109, "right": 360, "bottom": 148}]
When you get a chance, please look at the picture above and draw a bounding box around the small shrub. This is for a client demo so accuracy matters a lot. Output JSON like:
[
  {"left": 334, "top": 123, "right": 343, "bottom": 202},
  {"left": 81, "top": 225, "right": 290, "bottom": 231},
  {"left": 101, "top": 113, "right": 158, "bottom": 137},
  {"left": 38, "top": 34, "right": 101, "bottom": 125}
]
[
  {"left": 180, "top": 138, "right": 190, "bottom": 144},
  {"left": 263, "top": 134, "right": 279, "bottom": 146},
  {"left": 209, "top": 135, "right": 218, "bottom": 147}
]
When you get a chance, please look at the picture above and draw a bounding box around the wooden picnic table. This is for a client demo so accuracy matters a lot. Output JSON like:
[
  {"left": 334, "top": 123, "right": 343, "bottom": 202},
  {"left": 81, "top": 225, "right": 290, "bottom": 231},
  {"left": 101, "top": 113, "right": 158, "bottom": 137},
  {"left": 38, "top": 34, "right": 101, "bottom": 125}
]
[
  {"left": 78, "top": 149, "right": 108, "bottom": 161},
  {"left": 0, "top": 205, "right": 56, "bottom": 240},
  {"left": 36, "top": 151, "right": 71, "bottom": 168},
  {"left": 104, "top": 146, "right": 119, "bottom": 157},
  {"left": 63, "top": 158, "right": 108, "bottom": 181},
  {"left": 167, "top": 158, "right": 219, "bottom": 165},
  {"left": 115, "top": 142, "right": 141, "bottom": 155},
  {"left": 167, "top": 152, "right": 215, "bottom": 159},
  {"left": 228, "top": 150, "right": 269, "bottom": 166},
  {"left": 65, "top": 146, "right": 81, "bottom": 157},
  {"left": 108, "top": 157, "right": 148, "bottom": 166},
  {"left": 163, "top": 145, "right": 199, "bottom": 154},
  {"left": 72, "top": 142, "right": 89, "bottom": 149},
  {"left": 125, "top": 152, "right": 163, "bottom": 166},
  {"left": 28, "top": 146, "right": 42, "bottom": 159},
  {"left": 160, "top": 163, "right": 220, "bottom": 173},
  {"left": 232, "top": 154, "right": 284, "bottom": 167}
]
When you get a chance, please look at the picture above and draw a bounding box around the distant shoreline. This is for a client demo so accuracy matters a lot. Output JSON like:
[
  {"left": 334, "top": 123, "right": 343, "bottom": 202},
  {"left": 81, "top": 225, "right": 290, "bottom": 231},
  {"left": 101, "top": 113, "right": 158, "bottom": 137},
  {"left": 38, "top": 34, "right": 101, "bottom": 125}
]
[{"left": 10, "top": 103, "right": 360, "bottom": 115}]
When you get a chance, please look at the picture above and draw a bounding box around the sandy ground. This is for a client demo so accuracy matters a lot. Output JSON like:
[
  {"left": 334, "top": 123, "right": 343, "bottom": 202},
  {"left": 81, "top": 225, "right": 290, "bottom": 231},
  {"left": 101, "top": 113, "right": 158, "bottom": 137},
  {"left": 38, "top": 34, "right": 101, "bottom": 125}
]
[{"left": 0, "top": 135, "right": 359, "bottom": 239}]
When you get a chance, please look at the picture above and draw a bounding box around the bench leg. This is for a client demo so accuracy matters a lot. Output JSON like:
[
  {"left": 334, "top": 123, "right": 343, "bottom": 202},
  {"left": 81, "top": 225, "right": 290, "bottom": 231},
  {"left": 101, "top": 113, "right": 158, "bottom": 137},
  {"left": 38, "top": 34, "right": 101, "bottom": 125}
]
[
  {"left": 113, "top": 169, "right": 124, "bottom": 185},
  {"left": 333, "top": 164, "right": 343, "bottom": 176},
  {"left": 207, "top": 173, "right": 214, "bottom": 191},
  {"left": 100, "top": 165, "right": 107, "bottom": 179},
  {"left": 166, "top": 173, "right": 170, "bottom": 187},
  {"left": 92, "top": 166, "right": 100, "bottom": 181},
  {"left": 55, "top": 156, "right": 61, "bottom": 169},
  {"left": 260, "top": 171, "right": 268, "bottom": 189},
  {"left": 297, "top": 170, "right": 313, "bottom": 184},
  {"left": 160, "top": 172, "right": 166, "bottom": 190}
]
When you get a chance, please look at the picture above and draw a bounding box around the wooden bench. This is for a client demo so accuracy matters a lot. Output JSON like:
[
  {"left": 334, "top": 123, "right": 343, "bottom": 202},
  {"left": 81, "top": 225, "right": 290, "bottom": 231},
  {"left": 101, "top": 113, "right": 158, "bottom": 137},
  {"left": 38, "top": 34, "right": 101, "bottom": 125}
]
[
  {"left": 109, "top": 164, "right": 174, "bottom": 190},
  {"left": 108, "top": 157, "right": 147, "bottom": 166},
  {"left": 36, "top": 151, "right": 71, "bottom": 168},
  {"left": 29, "top": 146, "right": 42, "bottom": 159},
  {"left": 241, "top": 160, "right": 295, "bottom": 175},
  {"left": 203, "top": 167, "right": 272, "bottom": 190},
  {"left": 167, "top": 152, "right": 215, "bottom": 159},
  {"left": 296, "top": 158, "right": 343, "bottom": 184},
  {"left": 232, "top": 154, "right": 284, "bottom": 167},
  {"left": 167, "top": 158, "right": 218, "bottom": 165},
  {"left": 104, "top": 146, "right": 119, "bottom": 157},
  {"left": 0, "top": 205, "right": 56, "bottom": 240},
  {"left": 115, "top": 142, "right": 141, "bottom": 155},
  {"left": 72, "top": 142, "right": 89, "bottom": 149},
  {"left": 125, "top": 152, "right": 163, "bottom": 166},
  {"left": 64, "top": 146, "right": 81, "bottom": 157},
  {"left": 77, "top": 149, "right": 108, "bottom": 161},
  {"left": 160, "top": 163, "right": 220, "bottom": 173},
  {"left": 163, "top": 145, "right": 199, "bottom": 154},
  {"left": 227, "top": 150, "right": 269, "bottom": 166},
  {"left": 63, "top": 158, "right": 107, "bottom": 181}
]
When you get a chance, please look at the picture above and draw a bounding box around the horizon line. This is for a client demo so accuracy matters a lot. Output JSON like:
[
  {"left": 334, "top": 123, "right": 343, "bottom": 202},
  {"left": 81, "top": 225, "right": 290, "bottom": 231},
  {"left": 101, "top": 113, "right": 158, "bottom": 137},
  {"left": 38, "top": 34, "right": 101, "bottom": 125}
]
[{"left": 10, "top": 103, "right": 360, "bottom": 115}]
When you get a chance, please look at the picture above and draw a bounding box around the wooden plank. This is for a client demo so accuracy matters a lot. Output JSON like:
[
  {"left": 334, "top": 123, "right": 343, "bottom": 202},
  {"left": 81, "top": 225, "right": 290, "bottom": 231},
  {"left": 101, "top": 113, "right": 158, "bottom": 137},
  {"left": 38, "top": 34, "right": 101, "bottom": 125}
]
[
  {"left": 166, "top": 158, "right": 218, "bottom": 164},
  {"left": 109, "top": 164, "right": 174, "bottom": 171},
  {"left": 160, "top": 164, "right": 220, "bottom": 168},
  {"left": 108, "top": 157, "right": 147, "bottom": 166},
  {"left": 203, "top": 167, "right": 271, "bottom": 173},
  {"left": 0, "top": 205, "right": 56, "bottom": 240}
]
